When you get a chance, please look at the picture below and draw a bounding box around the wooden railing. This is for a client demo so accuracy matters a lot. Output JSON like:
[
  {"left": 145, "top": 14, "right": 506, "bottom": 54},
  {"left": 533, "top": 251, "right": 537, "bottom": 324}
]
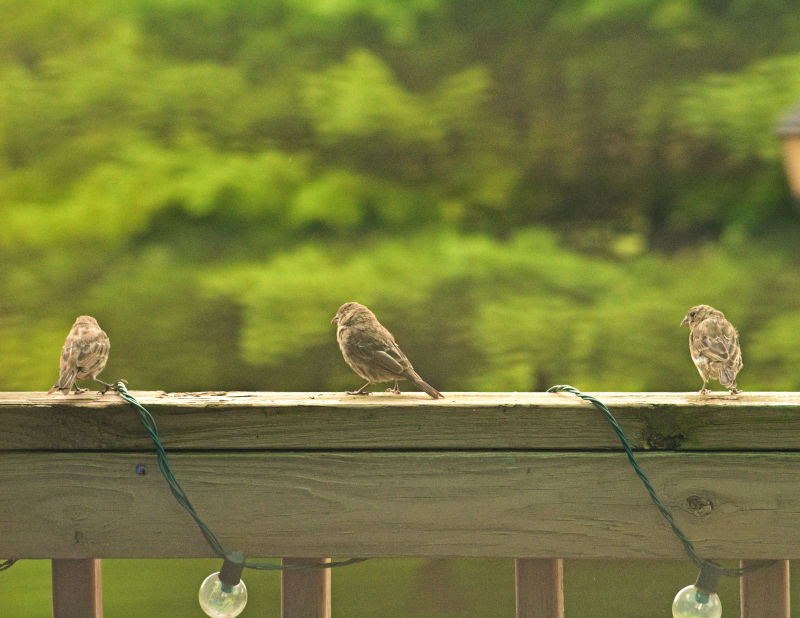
[{"left": 0, "top": 391, "right": 797, "bottom": 617}]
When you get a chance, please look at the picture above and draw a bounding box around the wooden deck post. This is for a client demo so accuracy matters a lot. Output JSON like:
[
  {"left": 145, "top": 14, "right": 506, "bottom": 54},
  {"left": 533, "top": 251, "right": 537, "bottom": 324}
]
[
  {"left": 515, "top": 558, "right": 564, "bottom": 618},
  {"left": 51, "top": 558, "right": 102, "bottom": 618},
  {"left": 281, "top": 558, "right": 331, "bottom": 618},
  {"left": 740, "top": 559, "right": 789, "bottom": 618}
]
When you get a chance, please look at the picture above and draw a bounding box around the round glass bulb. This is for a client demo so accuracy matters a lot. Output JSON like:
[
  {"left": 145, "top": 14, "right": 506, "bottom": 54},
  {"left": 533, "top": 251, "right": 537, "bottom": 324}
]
[
  {"left": 199, "top": 571, "right": 248, "bottom": 618},
  {"left": 672, "top": 584, "right": 722, "bottom": 618}
]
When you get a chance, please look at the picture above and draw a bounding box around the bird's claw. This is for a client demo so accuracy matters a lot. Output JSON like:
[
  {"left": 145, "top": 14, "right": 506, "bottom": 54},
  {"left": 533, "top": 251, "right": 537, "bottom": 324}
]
[
  {"left": 346, "top": 390, "right": 371, "bottom": 396},
  {"left": 98, "top": 379, "right": 126, "bottom": 395}
]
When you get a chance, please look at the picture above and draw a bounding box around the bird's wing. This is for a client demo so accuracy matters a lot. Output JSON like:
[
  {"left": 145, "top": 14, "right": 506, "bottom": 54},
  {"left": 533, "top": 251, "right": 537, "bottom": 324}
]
[
  {"left": 60, "top": 337, "right": 81, "bottom": 372},
  {"left": 354, "top": 329, "right": 413, "bottom": 375},
  {"left": 74, "top": 330, "right": 109, "bottom": 373},
  {"left": 50, "top": 336, "right": 81, "bottom": 392},
  {"left": 373, "top": 350, "right": 406, "bottom": 375},
  {"left": 694, "top": 319, "right": 739, "bottom": 363}
]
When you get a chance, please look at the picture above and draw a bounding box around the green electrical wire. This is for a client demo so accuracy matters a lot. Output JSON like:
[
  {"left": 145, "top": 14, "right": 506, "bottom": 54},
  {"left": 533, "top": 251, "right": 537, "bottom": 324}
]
[
  {"left": 547, "top": 384, "right": 775, "bottom": 579},
  {"left": 116, "top": 381, "right": 366, "bottom": 572}
]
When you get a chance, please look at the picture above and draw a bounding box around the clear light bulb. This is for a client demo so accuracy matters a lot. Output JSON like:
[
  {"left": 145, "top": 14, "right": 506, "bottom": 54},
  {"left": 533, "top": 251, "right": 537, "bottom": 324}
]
[
  {"left": 673, "top": 564, "right": 723, "bottom": 618},
  {"left": 199, "top": 552, "right": 248, "bottom": 618},
  {"left": 672, "top": 584, "right": 722, "bottom": 618}
]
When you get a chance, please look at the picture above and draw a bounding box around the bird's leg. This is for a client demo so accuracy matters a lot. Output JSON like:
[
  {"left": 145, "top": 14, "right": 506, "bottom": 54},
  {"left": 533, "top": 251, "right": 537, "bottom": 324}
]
[
  {"left": 385, "top": 380, "right": 401, "bottom": 395},
  {"left": 72, "top": 384, "right": 88, "bottom": 395},
  {"left": 94, "top": 377, "right": 126, "bottom": 394},
  {"left": 94, "top": 377, "right": 115, "bottom": 394},
  {"left": 347, "top": 382, "right": 372, "bottom": 396},
  {"left": 699, "top": 380, "right": 709, "bottom": 395},
  {"left": 729, "top": 384, "right": 740, "bottom": 395}
]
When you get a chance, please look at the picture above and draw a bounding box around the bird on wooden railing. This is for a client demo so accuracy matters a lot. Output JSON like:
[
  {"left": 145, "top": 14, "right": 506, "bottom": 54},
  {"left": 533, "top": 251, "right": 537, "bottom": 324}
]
[
  {"left": 48, "top": 315, "right": 120, "bottom": 395},
  {"left": 332, "top": 302, "right": 444, "bottom": 399},
  {"left": 681, "top": 304, "right": 742, "bottom": 394}
]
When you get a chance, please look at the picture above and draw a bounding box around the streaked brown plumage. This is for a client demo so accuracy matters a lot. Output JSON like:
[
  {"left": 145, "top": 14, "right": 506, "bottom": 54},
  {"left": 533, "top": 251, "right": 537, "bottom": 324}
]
[
  {"left": 680, "top": 304, "right": 742, "bottom": 394},
  {"left": 331, "top": 302, "right": 444, "bottom": 399},
  {"left": 48, "top": 315, "right": 113, "bottom": 395}
]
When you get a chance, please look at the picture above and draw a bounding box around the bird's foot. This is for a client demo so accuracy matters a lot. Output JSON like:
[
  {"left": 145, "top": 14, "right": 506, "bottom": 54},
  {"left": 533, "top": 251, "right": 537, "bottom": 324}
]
[
  {"left": 72, "top": 387, "right": 88, "bottom": 395},
  {"left": 385, "top": 381, "right": 401, "bottom": 395},
  {"left": 111, "top": 379, "right": 127, "bottom": 393},
  {"left": 699, "top": 387, "right": 710, "bottom": 395},
  {"left": 729, "top": 387, "right": 740, "bottom": 395},
  {"left": 96, "top": 378, "right": 126, "bottom": 395},
  {"left": 346, "top": 390, "right": 371, "bottom": 396}
]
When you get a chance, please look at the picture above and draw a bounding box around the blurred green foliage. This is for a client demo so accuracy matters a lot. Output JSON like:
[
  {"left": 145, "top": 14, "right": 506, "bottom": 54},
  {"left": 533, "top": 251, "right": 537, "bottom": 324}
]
[
  {"left": 3, "top": 0, "right": 800, "bottom": 615},
  {"left": 3, "top": 228, "right": 800, "bottom": 393},
  {"left": 4, "top": 0, "right": 800, "bottom": 254}
]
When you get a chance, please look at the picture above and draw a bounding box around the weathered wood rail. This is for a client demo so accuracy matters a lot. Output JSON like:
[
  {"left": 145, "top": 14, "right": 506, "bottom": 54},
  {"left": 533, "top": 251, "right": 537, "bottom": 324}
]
[{"left": 1, "top": 390, "right": 798, "bottom": 616}]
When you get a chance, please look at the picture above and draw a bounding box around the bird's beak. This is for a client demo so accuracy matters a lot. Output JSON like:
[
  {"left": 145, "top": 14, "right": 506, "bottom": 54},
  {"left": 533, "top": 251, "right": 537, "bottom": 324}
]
[
  {"left": 331, "top": 315, "right": 339, "bottom": 325},
  {"left": 680, "top": 316, "right": 689, "bottom": 327}
]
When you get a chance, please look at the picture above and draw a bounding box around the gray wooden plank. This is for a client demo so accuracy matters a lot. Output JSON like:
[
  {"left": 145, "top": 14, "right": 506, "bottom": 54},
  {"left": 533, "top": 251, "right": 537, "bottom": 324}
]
[
  {"left": 1, "top": 391, "right": 799, "bottom": 451},
  {"left": 1, "top": 451, "right": 798, "bottom": 559}
]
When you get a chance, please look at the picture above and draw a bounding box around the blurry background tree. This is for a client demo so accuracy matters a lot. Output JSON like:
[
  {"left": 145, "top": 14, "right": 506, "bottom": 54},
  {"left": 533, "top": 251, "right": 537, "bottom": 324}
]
[{"left": 3, "top": 0, "right": 800, "bottom": 615}]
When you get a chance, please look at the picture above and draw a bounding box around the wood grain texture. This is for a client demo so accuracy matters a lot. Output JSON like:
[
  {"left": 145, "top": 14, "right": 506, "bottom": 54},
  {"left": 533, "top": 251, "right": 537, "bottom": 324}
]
[
  {"left": 1, "top": 391, "right": 799, "bottom": 451},
  {"left": 740, "top": 559, "right": 790, "bottom": 618},
  {"left": 515, "top": 558, "right": 563, "bottom": 618},
  {"left": 1, "top": 451, "right": 799, "bottom": 559},
  {"left": 51, "top": 559, "right": 102, "bottom": 617},
  {"left": 281, "top": 558, "right": 331, "bottom": 618}
]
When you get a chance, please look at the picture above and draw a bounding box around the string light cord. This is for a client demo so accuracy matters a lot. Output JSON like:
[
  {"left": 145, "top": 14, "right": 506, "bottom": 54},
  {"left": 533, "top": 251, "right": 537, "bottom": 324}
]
[
  {"left": 547, "top": 384, "right": 775, "bottom": 579},
  {"left": 0, "top": 559, "right": 16, "bottom": 572},
  {"left": 116, "top": 381, "right": 366, "bottom": 572}
]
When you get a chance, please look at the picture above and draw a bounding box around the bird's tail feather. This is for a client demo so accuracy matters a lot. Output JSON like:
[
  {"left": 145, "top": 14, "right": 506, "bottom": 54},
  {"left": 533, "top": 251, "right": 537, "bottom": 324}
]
[
  {"left": 407, "top": 370, "right": 444, "bottom": 399},
  {"left": 48, "top": 369, "right": 77, "bottom": 395},
  {"left": 718, "top": 366, "right": 737, "bottom": 389}
]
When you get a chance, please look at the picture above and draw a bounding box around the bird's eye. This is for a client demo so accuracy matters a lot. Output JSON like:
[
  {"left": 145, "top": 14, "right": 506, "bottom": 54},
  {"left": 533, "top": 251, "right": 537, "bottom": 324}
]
[{"left": 690, "top": 312, "right": 696, "bottom": 317}]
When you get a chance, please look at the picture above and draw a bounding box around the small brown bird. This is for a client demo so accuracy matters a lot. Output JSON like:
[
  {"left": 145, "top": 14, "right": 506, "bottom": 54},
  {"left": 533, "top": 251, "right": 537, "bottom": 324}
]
[
  {"left": 48, "top": 315, "right": 114, "bottom": 395},
  {"left": 331, "top": 302, "right": 444, "bottom": 399},
  {"left": 680, "top": 305, "right": 742, "bottom": 394}
]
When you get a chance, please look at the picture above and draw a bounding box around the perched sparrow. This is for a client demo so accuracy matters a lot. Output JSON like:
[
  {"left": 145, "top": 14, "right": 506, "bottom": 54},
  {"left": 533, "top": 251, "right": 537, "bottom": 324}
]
[
  {"left": 680, "top": 305, "right": 742, "bottom": 394},
  {"left": 48, "top": 315, "right": 114, "bottom": 395},
  {"left": 331, "top": 302, "right": 444, "bottom": 399}
]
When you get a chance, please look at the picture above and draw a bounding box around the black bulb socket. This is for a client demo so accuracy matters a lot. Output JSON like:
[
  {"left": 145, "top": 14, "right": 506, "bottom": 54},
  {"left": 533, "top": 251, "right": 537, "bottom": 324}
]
[
  {"left": 695, "top": 564, "right": 721, "bottom": 594},
  {"left": 219, "top": 551, "right": 246, "bottom": 591}
]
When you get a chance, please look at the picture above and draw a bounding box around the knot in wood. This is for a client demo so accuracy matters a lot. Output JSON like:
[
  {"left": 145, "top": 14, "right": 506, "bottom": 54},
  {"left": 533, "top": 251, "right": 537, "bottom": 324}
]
[
  {"left": 685, "top": 494, "right": 714, "bottom": 517},
  {"left": 644, "top": 432, "right": 686, "bottom": 450}
]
